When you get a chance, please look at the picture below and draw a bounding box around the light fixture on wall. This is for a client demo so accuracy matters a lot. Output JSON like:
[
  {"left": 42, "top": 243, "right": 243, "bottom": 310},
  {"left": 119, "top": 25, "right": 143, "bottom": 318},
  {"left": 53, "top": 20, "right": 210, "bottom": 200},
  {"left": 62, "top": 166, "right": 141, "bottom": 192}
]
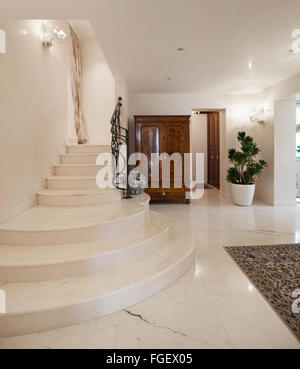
[
  {"left": 249, "top": 107, "right": 270, "bottom": 123},
  {"left": 0, "top": 28, "right": 6, "bottom": 54},
  {"left": 53, "top": 26, "right": 67, "bottom": 41},
  {"left": 38, "top": 21, "right": 67, "bottom": 47},
  {"left": 289, "top": 29, "right": 300, "bottom": 53}
]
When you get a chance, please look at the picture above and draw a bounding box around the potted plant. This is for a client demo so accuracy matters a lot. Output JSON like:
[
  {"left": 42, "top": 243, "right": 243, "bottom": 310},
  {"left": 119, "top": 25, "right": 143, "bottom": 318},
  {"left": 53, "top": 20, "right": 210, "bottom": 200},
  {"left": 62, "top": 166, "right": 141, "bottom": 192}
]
[{"left": 227, "top": 131, "right": 267, "bottom": 206}]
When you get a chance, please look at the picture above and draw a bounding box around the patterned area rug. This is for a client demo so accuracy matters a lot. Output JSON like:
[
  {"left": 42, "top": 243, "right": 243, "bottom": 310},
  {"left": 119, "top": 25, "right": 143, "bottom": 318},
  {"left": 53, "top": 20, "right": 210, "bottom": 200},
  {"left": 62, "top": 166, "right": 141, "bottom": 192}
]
[{"left": 225, "top": 244, "right": 300, "bottom": 340}]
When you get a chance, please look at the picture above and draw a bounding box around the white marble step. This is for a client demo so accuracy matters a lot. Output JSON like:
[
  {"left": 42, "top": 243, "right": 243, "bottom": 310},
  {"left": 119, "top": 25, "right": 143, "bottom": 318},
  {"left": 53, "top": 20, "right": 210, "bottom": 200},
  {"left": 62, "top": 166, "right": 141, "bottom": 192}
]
[
  {"left": 37, "top": 188, "right": 121, "bottom": 206},
  {"left": 0, "top": 220, "right": 194, "bottom": 337},
  {"left": 54, "top": 164, "right": 103, "bottom": 177},
  {"left": 0, "top": 211, "right": 171, "bottom": 282},
  {"left": 47, "top": 176, "right": 98, "bottom": 190},
  {"left": 0, "top": 200, "right": 147, "bottom": 246},
  {"left": 67, "top": 145, "right": 110, "bottom": 154},
  {"left": 61, "top": 153, "right": 102, "bottom": 165}
]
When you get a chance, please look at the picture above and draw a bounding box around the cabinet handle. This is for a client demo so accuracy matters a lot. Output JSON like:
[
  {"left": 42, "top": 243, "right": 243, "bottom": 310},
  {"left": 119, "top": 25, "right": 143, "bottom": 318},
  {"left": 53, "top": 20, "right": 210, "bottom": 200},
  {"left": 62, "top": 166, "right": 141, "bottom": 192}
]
[{"left": 162, "top": 192, "right": 166, "bottom": 196}]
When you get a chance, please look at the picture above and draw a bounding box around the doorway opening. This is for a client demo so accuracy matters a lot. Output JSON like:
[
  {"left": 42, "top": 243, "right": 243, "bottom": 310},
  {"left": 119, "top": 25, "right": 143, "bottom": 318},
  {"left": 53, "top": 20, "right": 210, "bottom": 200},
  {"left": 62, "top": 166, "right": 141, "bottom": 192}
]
[{"left": 191, "top": 110, "right": 221, "bottom": 190}]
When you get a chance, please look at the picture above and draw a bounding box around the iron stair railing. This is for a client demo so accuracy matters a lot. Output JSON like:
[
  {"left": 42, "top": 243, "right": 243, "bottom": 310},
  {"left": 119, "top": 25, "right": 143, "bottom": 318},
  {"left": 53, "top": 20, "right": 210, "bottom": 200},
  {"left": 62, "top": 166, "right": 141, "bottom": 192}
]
[{"left": 111, "top": 97, "right": 131, "bottom": 199}]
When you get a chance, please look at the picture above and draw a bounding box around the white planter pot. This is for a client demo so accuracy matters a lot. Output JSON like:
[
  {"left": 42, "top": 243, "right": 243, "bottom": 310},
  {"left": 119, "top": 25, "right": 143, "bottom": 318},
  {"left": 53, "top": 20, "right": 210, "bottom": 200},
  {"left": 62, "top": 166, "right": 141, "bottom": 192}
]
[{"left": 231, "top": 183, "right": 255, "bottom": 206}]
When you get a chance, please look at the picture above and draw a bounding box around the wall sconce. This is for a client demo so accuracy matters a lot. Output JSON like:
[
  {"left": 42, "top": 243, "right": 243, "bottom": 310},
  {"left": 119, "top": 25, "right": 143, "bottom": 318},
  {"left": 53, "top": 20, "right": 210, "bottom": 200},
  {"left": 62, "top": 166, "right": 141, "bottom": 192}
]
[
  {"left": 38, "top": 21, "right": 67, "bottom": 47},
  {"left": 289, "top": 29, "right": 300, "bottom": 53},
  {"left": 249, "top": 107, "right": 269, "bottom": 123},
  {"left": 0, "top": 29, "right": 6, "bottom": 54}
]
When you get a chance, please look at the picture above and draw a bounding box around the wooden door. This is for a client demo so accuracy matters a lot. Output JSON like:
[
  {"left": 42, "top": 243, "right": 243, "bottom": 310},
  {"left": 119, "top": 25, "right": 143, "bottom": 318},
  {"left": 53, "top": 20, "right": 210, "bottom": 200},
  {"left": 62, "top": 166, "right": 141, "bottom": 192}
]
[{"left": 207, "top": 112, "right": 220, "bottom": 189}]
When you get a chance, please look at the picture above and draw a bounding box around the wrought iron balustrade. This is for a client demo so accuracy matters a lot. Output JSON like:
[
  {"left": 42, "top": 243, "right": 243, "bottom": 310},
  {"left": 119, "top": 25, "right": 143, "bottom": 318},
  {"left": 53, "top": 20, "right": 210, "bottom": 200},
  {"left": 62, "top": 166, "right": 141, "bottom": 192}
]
[{"left": 110, "top": 97, "right": 131, "bottom": 199}]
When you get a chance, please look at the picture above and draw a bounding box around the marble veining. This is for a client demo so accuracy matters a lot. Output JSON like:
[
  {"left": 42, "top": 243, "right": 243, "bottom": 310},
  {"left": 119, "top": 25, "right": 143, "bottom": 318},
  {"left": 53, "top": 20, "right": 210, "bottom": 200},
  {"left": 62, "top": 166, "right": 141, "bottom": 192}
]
[{"left": 1, "top": 178, "right": 300, "bottom": 347}]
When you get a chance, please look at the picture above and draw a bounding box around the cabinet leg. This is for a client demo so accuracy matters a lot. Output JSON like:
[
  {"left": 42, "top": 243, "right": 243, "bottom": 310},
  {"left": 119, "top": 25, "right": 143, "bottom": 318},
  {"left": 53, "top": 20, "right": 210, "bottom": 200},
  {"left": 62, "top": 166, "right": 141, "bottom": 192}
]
[{"left": 185, "top": 199, "right": 191, "bottom": 205}]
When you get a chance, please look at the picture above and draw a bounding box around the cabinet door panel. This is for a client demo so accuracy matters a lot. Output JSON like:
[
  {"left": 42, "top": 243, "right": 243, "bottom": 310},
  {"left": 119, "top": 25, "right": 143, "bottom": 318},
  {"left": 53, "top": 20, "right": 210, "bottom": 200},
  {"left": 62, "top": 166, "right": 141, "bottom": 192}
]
[
  {"left": 136, "top": 122, "right": 163, "bottom": 188},
  {"left": 163, "top": 123, "right": 187, "bottom": 184}
]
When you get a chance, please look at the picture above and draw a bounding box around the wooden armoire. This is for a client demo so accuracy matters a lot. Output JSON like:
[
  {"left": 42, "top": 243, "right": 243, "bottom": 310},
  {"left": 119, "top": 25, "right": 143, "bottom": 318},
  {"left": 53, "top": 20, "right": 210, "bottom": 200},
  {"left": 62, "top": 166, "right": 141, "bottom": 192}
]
[{"left": 135, "top": 115, "right": 190, "bottom": 203}]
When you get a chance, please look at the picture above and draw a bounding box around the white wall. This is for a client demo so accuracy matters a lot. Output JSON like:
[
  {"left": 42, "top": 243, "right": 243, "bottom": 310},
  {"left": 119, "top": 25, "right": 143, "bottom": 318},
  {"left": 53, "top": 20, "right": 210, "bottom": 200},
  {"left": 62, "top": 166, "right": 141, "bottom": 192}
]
[
  {"left": 79, "top": 37, "right": 115, "bottom": 144},
  {"left": 0, "top": 20, "right": 71, "bottom": 220},
  {"left": 255, "top": 72, "right": 300, "bottom": 206},
  {"left": 274, "top": 96, "right": 296, "bottom": 207},
  {"left": 115, "top": 80, "right": 130, "bottom": 129},
  {"left": 190, "top": 114, "right": 207, "bottom": 182},
  {"left": 296, "top": 161, "right": 300, "bottom": 197}
]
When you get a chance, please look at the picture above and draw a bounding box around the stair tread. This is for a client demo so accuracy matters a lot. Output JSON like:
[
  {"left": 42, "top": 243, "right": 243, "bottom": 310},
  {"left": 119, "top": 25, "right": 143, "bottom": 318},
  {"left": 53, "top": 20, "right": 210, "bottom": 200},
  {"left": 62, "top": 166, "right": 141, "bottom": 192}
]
[
  {"left": 54, "top": 164, "right": 103, "bottom": 167},
  {"left": 67, "top": 145, "right": 110, "bottom": 147},
  {"left": 47, "top": 176, "right": 96, "bottom": 180},
  {"left": 37, "top": 188, "right": 118, "bottom": 196},
  {"left": 0, "top": 201, "right": 145, "bottom": 232},
  {"left": 0, "top": 212, "right": 170, "bottom": 267},
  {"left": 0, "top": 220, "right": 194, "bottom": 314},
  {"left": 62, "top": 153, "right": 103, "bottom": 156}
]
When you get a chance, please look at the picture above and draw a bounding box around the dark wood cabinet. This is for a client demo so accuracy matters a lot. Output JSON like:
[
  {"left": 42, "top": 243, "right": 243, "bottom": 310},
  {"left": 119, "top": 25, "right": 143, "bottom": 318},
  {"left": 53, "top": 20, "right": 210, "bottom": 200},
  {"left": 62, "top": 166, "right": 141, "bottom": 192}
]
[{"left": 135, "top": 115, "right": 190, "bottom": 202}]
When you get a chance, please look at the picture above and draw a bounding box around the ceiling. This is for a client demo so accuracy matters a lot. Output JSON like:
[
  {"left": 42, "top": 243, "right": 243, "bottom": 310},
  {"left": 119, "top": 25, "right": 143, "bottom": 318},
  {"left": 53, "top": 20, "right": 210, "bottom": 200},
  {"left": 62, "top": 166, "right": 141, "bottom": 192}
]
[
  {"left": 2, "top": 0, "right": 300, "bottom": 94},
  {"left": 89, "top": 0, "right": 300, "bottom": 94}
]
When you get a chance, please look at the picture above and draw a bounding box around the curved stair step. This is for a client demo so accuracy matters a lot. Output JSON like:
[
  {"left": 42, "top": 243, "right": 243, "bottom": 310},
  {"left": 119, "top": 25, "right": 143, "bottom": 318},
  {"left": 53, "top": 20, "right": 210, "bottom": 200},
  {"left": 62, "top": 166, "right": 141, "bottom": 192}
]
[
  {"left": 0, "top": 200, "right": 147, "bottom": 246},
  {"left": 47, "top": 176, "right": 98, "bottom": 190},
  {"left": 0, "top": 220, "right": 195, "bottom": 337},
  {"left": 37, "top": 188, "right": 121, "bottom": 206},
  {"left": 0, "top": 212, "right": 171, "bottom": 282},
  {"left": 54, "top": 164, "right": 103, "bottom": 177},
  {"left": 61, "top": 153, "right": 103, "bottom": 164},
  {"left": 67, "top": 145, "right": 110, "bottom": 154}
]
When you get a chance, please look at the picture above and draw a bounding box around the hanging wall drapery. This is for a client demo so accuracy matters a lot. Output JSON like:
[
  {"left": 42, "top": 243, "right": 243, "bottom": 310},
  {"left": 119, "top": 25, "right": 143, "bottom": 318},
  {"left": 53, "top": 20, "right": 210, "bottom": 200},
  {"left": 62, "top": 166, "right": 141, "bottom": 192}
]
[{"left": 69, "top": 25, "right": 89, "bottom": 144}]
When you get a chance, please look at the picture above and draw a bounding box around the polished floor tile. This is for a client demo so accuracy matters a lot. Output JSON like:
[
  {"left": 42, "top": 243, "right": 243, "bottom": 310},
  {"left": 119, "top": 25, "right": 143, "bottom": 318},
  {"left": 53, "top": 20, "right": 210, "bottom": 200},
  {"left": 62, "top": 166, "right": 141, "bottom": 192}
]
[
  {"left": 211, "top": 293, "right": 300, "bottom": 349},
  {"left": 1, "top": 190, "right": 300, "bottom": 349}
]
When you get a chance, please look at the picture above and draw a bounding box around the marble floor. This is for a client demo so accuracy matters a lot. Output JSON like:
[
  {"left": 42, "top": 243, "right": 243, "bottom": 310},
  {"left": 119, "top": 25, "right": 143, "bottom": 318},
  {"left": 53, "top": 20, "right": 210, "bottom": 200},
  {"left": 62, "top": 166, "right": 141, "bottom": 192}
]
[{"left": 1, "top": 189, "right": 300, "bottom": 349}]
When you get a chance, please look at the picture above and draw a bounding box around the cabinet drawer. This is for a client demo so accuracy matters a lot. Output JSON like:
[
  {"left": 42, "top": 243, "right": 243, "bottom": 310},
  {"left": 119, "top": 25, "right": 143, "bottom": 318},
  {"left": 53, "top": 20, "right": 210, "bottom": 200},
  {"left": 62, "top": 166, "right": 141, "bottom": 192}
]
[{"left": 146, "top": 189, "right": 186, "bottom": 201}]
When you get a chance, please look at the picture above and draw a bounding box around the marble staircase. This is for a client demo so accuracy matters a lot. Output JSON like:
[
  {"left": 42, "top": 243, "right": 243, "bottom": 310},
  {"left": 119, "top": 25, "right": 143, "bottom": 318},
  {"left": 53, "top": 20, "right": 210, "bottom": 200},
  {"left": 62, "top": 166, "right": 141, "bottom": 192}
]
[{"left": 0, "top": 145, "right": 194, "bottom": 337}]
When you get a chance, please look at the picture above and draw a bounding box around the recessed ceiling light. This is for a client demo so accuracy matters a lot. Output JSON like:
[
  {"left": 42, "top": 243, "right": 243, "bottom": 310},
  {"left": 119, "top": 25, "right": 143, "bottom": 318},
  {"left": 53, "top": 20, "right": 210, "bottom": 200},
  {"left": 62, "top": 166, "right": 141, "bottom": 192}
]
[{"left": 177, "top": 48, "right": 184, "bottom": 51}]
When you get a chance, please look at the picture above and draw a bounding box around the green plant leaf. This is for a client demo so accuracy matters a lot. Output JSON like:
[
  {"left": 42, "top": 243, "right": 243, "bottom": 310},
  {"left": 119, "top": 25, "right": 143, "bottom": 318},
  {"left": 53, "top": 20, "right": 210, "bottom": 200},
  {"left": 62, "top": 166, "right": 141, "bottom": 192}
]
[{"left": 227, "top": 132, "right": 267, "bottom": 184}]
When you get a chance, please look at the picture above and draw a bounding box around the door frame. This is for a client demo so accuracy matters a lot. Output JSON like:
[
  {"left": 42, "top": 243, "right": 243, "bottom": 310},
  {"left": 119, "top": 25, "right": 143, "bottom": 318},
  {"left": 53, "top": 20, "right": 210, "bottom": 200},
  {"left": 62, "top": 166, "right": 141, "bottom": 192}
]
[
  {"left": 193, "top": 111, "right": 221, "bottom": 189},
  {"left": 207, "top": 111, "right": 220, "bottom": 189}
]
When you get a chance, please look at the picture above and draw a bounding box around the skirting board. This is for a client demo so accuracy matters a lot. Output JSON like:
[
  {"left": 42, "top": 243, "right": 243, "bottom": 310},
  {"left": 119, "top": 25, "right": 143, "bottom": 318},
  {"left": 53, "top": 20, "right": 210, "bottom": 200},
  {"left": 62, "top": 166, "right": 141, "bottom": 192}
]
[
  {"left": 0, "top": 197, "right": 37, "bottom": 224},
  {"left": 219, "top": 189, "right": 231, "bottom": 199},
  {"left": 0, "top": 181, "right": 46, "bottom": 223},
  {"left": 273, "top": 200, "right": 297, "bottom": 207},
  {"left": 0, "top": 145, "right": 66, "bottom": 223}
]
